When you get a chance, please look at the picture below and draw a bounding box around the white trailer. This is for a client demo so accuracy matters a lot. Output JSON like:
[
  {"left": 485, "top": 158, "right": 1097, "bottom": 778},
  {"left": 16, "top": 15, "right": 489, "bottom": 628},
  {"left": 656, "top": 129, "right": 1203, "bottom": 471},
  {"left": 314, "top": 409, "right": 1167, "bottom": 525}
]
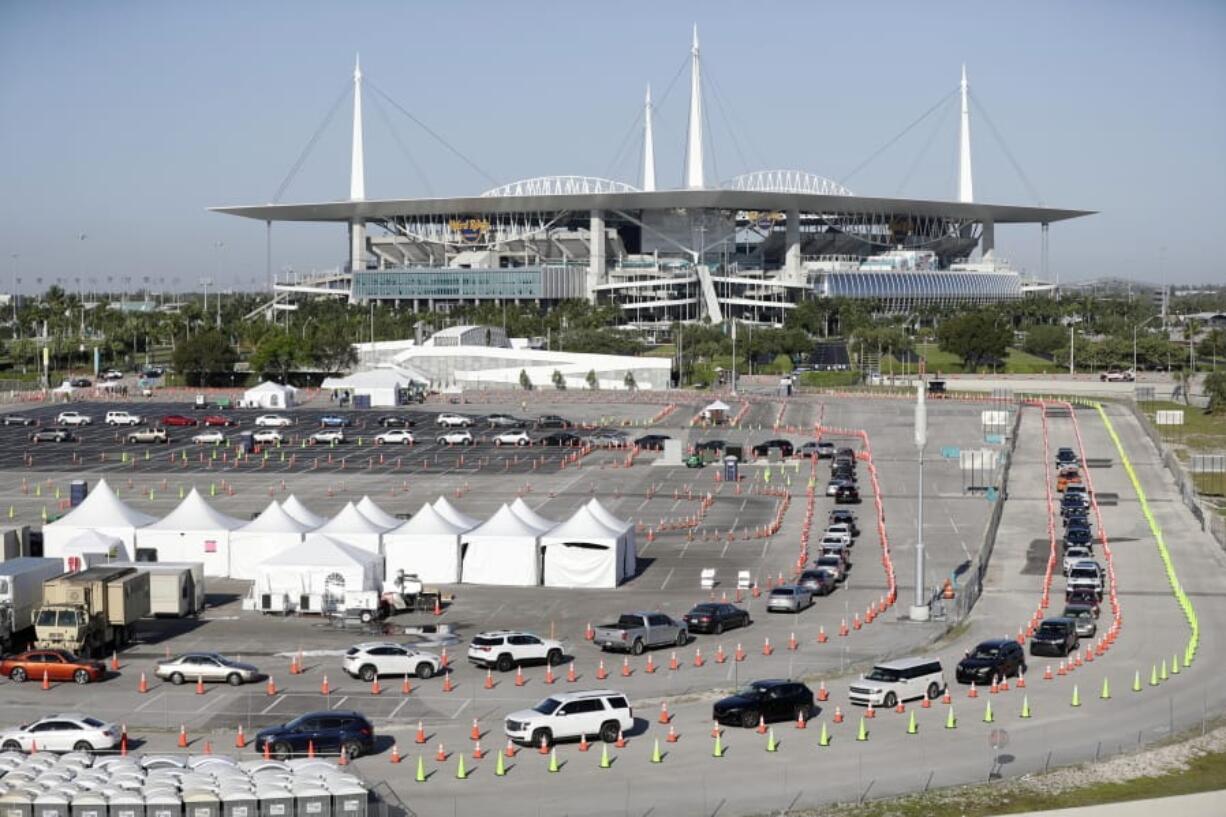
[
  {"left": 106, "top": 562, "right": 205, "bottom": 617},
  {"left": 0, "top": 557, "right": 66, "bottom": 651}
]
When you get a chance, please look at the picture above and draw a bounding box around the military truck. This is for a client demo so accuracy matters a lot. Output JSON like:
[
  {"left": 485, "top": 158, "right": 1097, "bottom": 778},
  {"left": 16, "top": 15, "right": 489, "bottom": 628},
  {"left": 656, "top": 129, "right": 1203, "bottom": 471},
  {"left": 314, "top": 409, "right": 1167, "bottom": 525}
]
[{"left": 34, "top": 566, "right": 151, "bottom": 656}]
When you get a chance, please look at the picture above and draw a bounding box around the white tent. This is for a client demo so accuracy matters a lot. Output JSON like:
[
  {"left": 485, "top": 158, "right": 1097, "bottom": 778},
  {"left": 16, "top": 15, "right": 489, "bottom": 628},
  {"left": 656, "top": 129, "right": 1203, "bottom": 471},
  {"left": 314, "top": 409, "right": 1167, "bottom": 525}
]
[
  {"left": 281, "top": 495, "right": 326, "bottom": 528},
  {"left": 509, "top": 498, "right": 558, "bottom": 534},
  {"left": 320, "top": 367, "right": 428, "bottom": 408},
  {"left": 43, "top": 479, "right": 156, "bottom": 559},
  {"left": 461, "top": 503, "right": 542, "bottom": 586},
  {"left": 254, "top": 535, "right": 382, "bottom": 597},
  {"left": 307, "top": 502, "right": 384, "bottom": 555},
  {"left": 229, "top": 501, "right": 314, "bottom": 578},
  {"left": 241, "top": 381, "right": 297, "bottom": 410},
  {"left": 355, "top": 496, "right": 401, "bottom": 530},
  {"left": 542, "top": 505, "right": 628, "bottom": 588},
  {"left": 586, "top": 498, "right": 638, "bottom": 579},
  {"left": 55, "top": 530, "right": 129, "bottom": 572},
  {"left": 135, "top": 488, "right": 245, "bottom": 577},
  {"left": 433, "top": 496, "right": 480, "bottom": 529},
  {"left": 383, "top": 502, "right": 469, "bottom": 584}
]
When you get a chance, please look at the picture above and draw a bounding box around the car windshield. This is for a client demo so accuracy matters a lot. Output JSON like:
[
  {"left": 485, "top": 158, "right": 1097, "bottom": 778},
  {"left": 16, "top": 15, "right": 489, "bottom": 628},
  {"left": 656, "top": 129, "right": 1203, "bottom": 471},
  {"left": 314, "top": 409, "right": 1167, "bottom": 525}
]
[
  {"left": 689, "top": 605, "right": 717, "bottom": 615},
  {"left": 1038, "top": 623, "right": 1067, "bottom": 637},
  {"left": 533, "top": 698, "right": 562, "bottom": 715},
  {"left": 1070, "top": 568, "right": 1097, "bottom": 579},
  {"left": 970, "top": 645, "right": 1000, "bottom": 659},
  {"left": 1064, "top": 608, "right": 1090, "bottom": 620},
  {"left": 817, "top": 557, "right": 839, "bottom": 567},
  {"left": 736, "top": 684, "right": 768, "bottom": 699},
  {"left": 865, "top": 667, "right": 901, "bottom": 682}
]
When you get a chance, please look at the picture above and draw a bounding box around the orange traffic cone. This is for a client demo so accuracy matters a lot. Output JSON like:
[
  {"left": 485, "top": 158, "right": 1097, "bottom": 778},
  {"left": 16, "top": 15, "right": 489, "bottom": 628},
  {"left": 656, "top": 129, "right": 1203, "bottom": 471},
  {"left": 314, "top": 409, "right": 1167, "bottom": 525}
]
[
  {"left": 615, "top": 728, "right": 626, "bottom": 749},
  {"left": 658, "top": 702, "right": 671, "bottom": 724},
  {"left": 370, "top": 677, "right": 382, "bottom": 695},
  {"left": 668, "top": 651, "right": 679, "bottom": 671},
  {"left": 666, "top": 723, "right": 679, "bottom": 743},
  {"left": 196, "top": 675, "right": 205, "bottom": 695},
  {"left": 796, "top": 710, "right": 807, "bottom": 729},
  {"left": 138, "top": 672, "right": 149, "bottom": 694},
  {"left": 110, "top": 651, "right": 120, "bottom": 672},
  {"left": 436, "top": 742, "right": 447, "bottom": 762},
  {"left": 578, "top": 733, "right": 590, "bottom": 752},
  {"left": 833, "top": 706, "right": 844, "bottom": 724},
  {"left": 177, "top": 724, "right": 189, "bottom": 748},
  {"left": 538, "top": 735, "right": 549, "bottom": 755},
  {"left": 710, "top": 721, "right": 722, "bottom": 738},
  {"left": 567, "top": 662, "right": 577, "bottom": 682},
  {"left": 41, "top": 670, "right": 50, "bottom": 690},
  {"left": 443, "top": 673, "right": 454, "bottom": 693},
  {"left": 545, "top": 664, "right": 556, "bottom": 684},
  {"left": 817, "top": 681, "right": 829, "bottom": 701},
  {"left": 414, "top": 721, "right": 426, "bottom": 744},
  {"left": 203, "top": 741, "right": 213, "bottom": 756},
  {"left": 402, "top": 675, "right": 412, "bottom": 695},
  {"left": 621, "top": 656, "right": 632, "bottom": 677},
  {"left": 644, "top": 655, "right": 656, "bottom": 674},
  {"left": 968, "top": 681, "right": 978, "bottom": 698},
  {"left": 472, "top": 740, "right": 485, "bottom": 760},
  {"left": 266, "top": 675, "right": 277, "bottom": 696},
  {"left": 485, "top": 670, "right": 496, "bottom": 690},
  {"left": 865, "top": 702, "right": 876, "bottom": 719},
  {"left": 596, "top": 659, "right": 608, "bottom": 680},
  {"left": 320, "top": 675, "right": 330, "bottom": 695},
  {"left": 235, "top": 724, "right": 246, "bottom": 749},
  {"left": 29, "top": 739, "right": 38, "bottom": 754},
  {"left": 263, "top": 741, "right": 271, "bottom": 760},
  {"left": 505, "top": 738, "right": 518, "bottom": 758},
  {"left": 470, "top": 719, "right": 481, "bottom": 741},
  {"left": 390, "top": 743, "right": 402, "bottom": 764},
  {"left": 337, "top": 746, "right": 348, "bottom": 767},
  {"left": 755, "top": 715, "right": 767, "bottom": 735},
  {"left": 307, "top": 740, "right": 316, "bottom": 759},
  {"left": 762, "top": 637, "right": 774, "bottom": 656},
  {"left": 817, "top": 625, "right": 828, "bottom": 644}
]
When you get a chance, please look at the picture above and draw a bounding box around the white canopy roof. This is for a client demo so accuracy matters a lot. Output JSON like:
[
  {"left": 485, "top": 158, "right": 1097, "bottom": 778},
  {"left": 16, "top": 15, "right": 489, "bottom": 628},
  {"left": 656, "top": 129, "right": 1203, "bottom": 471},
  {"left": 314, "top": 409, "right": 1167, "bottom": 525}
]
[
  {"left": 433, "top": 496, "right": 480, "bottom": 529},
  {"left": 46, "top": 479, "right": 157, "bottom": 530},
  {"left": 316, "top": 502, "right": 387, "bottom": 536},
  {"left": 64, "top": 529, "right": 126, "bottom": 553},
  {"left": 142, "top": 488, "right": 245, "bottom": 531},
  {"left": 281, "top": 495, "right": 326, "bottom": 528},
  {"left": 384, "top": 502, "right": 465, "bottom": 584},
  {"left": 320, "top": 366, "right": 428, "bottom": 390},
  {"left": 585, "top": 498, "right": 633, "bottom": 533},
  {"left": 259, "top": 534, "right": 379, "bottom": 569},
  {"left": 509, "top": 497, "right": 557, "bottom": 533},
  {"left": 246, "top": 381, "right": 296, "bottom": 396},
  {"left": 462, "top": 503, "right": 542, "bottom": 586},
  {"left": 355, "top": 496, "right": 401, "bottom": 529},
  {"left": 704, "top": 399, "right": 731, "bottom": 412},
  {"left": 543, "top": 505, "right": 624, "bottom": 541},
  {"left": 467, "top": 503, "right": 544, "bottom": 539},
  {"left": 239, "top": 501, "right": 316, "bottom": 534},
  {"left": 255, "top": 534, "right": 382, "bottom": 595},
  {"left": 386, "top": 502, "right": 470, "bottom": 536}
]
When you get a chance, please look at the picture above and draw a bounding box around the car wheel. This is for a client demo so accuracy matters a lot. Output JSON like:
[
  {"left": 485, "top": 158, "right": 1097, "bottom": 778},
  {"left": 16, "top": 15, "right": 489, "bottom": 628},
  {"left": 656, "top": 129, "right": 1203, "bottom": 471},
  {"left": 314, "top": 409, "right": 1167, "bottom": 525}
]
[
  {"left": 73, "top": 669, "right": 91, "bottom": 685},
  {"left": 170, "top": 672, "right": 185, "bottom": 685},
  {"left": 713, "top": 622, "right": 724, "bottom": 636},
  {"left": 359, "top": 610, "right": 373, "bottom": 624},
  {"left": 360, "top": 665, "right": 377, "bottom": 682},
  {"left": 341, "top": 740, "right": 363, "bottom": 760},
  {"left": 531, "top": 728, "right": 552, "bottom": 749},
  {"left": 9, "top": 668, "right": 27, "bottom": 683},
  {"left": 495, "top": 440, "right": 502, "bottom": 446},
  {"left": 73, "top": 741, "right": 94, "bottom": 754},
  {"left": 416, "top": 662, "right": 435, "bottom": 680},
  {"left": 1, "top": 740, "right": 20, "bottom": 752},
  {"left": 927, "top": 682, "right": 942, "bottom": 700},
  {"left": 883, "top": 692, "right": 898, "bottom": 709},
  {"left": 598, "top": 721, "right": 620, "bottom": 744},
  {"left": 631, "top": 639, "right": 645, "bottom": 656},
  {"left": 227, "top": 673, "right": 243, "bottom": 687},
  {"left": 675, "top": 631, "right": 687, "bottom": 647},
  {"left": 740, "top": 710, "right": 759, "bottom": 729},
  {"left": 546, "top": 649, "right": 563, "bottom": 667},
  {"left": 272, "top": 741, "right": 293, "bottom": 761},
  {"left": 496, "top": 654, "right": 514, "bottom": 673},
  {"left": 794, "top": 704, "right": 810, "bottom": 722}
]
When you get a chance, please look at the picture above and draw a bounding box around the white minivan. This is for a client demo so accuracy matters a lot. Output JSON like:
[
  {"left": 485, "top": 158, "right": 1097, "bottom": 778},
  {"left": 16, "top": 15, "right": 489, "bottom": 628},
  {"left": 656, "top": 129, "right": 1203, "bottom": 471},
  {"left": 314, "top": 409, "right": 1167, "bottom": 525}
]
[{"left": 848, "top": 657, "right": 946, "bottom": 709}]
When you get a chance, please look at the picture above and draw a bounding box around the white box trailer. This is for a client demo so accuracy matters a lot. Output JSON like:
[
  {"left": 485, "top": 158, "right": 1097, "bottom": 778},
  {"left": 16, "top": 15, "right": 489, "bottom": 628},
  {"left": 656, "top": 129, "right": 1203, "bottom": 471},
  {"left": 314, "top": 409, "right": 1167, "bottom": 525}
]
[
  {"left": 0, "top": 557, "right": 66, "bottom": 651},
  {"left": 106, "top": 561, "right": 206, "bottom": 617}
]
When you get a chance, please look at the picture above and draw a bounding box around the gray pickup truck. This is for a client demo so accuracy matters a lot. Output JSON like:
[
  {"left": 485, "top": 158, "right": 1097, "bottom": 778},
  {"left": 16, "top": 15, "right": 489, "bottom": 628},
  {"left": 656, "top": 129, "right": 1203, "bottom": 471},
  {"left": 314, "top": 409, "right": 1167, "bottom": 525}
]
[{"left": 592, "top": 612, "right": 688, "bottom": 655}]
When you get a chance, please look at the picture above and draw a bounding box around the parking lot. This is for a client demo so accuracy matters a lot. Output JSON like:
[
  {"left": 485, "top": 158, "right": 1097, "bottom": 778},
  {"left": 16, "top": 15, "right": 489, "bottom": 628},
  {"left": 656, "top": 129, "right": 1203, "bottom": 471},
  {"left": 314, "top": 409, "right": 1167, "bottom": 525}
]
[{"left": 0, "top": 389, "right": 1220, "bottom": 816}]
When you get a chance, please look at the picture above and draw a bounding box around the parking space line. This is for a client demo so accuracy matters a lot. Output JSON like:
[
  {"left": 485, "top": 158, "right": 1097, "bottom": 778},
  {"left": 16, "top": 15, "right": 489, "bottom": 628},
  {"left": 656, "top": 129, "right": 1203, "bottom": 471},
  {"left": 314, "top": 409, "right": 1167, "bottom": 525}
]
[
  {"left": 260, "top": 695, "right": 286, "bottom": 715},
  {"left": 329, "top": 695, "right": 349, "bottom": 710},
  {"left": 450, "top": 699, "right": 470, "bottom": 720},
  {"left": 386, "top": 697, "right": 410, "bottom": 721},
  {"left": 196, "top": 691, "right": 231, "bottom": 713},
  {"left": 659, "top": 568, "right": 674, "bottom": 591},
  {"left": 134, "top": 692, "right": 165, "bottom": 712}
]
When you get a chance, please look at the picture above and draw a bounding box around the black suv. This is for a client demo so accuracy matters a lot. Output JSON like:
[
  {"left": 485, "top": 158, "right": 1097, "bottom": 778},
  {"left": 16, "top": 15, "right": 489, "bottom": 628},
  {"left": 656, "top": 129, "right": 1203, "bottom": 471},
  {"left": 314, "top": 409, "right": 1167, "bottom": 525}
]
[
  {"left": 1055, "top": 447, "right": 1080, "bottom": 467},
  {"left": 835, "top": 485, "right": 861, "bottom": 504},
  {"left": 752, "top": 439, "right": 794, "bottom": 457},
  {"left": 254, "top": 711, "right": 375, "bottom": 759},
  {"left": 536, "top": 415, "right": 571, "bottom": 429},
  {"left": 1029, "top": 618, "right": 1079, "bottom": 657},
  {"left": 1064, "top": 525, "right": 1093, "bottom": 547},
  {"left": 956, "top": 639, "right": 1027, "bottom": 684},
  {"left": 713, "top": 680, "right": 814, "bottom": 728},
  {"left": 682, "top": 603, "right": 751, "bottom": 635}
]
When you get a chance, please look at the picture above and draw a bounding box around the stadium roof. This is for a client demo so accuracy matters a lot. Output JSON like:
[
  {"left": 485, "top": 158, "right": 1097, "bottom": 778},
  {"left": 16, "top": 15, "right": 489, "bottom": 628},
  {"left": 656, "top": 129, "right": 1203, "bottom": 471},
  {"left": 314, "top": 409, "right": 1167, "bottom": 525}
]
[{"left": 211, "top": 190, "right": 1092, "bottom": 225}]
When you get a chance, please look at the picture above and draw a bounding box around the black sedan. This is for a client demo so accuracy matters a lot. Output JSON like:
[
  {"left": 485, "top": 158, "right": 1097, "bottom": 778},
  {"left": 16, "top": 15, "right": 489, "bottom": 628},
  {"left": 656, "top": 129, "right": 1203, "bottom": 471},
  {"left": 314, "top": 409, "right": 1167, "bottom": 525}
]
[
  {"left": 375, "top": 416, "right": 416, "bottom": 428},
  {"left": 956, "top": 639, "right": 1027, "bottom": 684},
  {"left": 835, "top": 485, "right": 861, "bottom": 504},
  {"left": 633, "top": 434, "right": 670, "bottom": 450},
  {"left": 682, "top": 603, "right": 750, "bottom": 635},
  {"left": 1029, "top": 618, "right": 1079, "bottom": 657},
  {"left": 537, "top": 431, "right": 581, "bottom": 447},
  {"left": 796, "top": 569, "right": 837, "bottom": 596},
  {"left": 2, "top": 414, "right": 36, "bottom": 427},
  {"left": 751, "top": 439, "right": 794, "bottom": 457},
  {"left": 1063, "top": 525, "right": 1093, "bottom": 547},
  {"left": 713, "top": 680, "right": 814, "bottom": 729}
]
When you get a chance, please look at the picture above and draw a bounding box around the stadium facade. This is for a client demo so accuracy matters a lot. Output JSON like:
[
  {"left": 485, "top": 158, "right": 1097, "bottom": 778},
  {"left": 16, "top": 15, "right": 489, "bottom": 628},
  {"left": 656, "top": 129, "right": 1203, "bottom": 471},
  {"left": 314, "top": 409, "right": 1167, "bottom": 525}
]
[{"left": 214, "top": 33, "right": 1092, "bottom": 327}]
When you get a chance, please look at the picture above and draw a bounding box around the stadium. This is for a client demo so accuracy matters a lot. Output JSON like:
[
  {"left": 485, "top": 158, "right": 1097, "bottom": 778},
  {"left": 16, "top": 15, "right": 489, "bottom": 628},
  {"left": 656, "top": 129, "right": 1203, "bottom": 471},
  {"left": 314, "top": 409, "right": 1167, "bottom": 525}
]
[{"left": 213, "top": 30, "right": 1092, "bottom": 328}]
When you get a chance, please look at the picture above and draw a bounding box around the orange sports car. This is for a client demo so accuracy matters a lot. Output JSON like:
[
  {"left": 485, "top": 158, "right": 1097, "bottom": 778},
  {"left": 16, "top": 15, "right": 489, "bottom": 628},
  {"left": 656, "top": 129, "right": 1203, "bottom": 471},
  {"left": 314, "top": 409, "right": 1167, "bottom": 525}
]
[{"left": 0, "top": 649, "right": 107, "bottom": 684}]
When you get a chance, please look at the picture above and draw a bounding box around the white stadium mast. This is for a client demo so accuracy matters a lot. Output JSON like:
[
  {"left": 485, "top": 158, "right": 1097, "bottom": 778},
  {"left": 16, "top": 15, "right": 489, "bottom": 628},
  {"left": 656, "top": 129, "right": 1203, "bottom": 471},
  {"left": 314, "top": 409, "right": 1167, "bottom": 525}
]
[
  {"left": 958, "top": 64, "right": 973, "bottom": 204},
  {"left": 349, "top": 54, "right": 367, "bottom": 274},
  {"left": 684, "top": 25, "right": 705, "bottom": 190},
  {"left": 642, "top": 85, "right": 657, "bottom": 192}
]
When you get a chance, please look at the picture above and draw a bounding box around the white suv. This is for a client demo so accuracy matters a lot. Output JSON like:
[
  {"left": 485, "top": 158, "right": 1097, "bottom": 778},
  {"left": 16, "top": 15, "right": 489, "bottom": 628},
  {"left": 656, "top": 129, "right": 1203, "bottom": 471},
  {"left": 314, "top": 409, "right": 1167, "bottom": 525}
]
[
  {"left": 105, "top": 411, "right": 142, "bottom": 426},
  {"left": 342, "top": 642, "right": 441, "bottom": 681},
  {"left": 504, "top": 690, "right": 633, "bottom": 747},
  {"left": 436, "top": 413, "right": 472, "bottom": 428},
  {"left": 468, "top": 631, "right": 565, "bottom": 672},
  {"left": 848, "top": 657, "right": 946, "bottom": 709},
  {"left": 436, "top": 429, "right": 474, "bottom": 445},
  {"left": 56, "top": 411, "right": 92, "bottom": 426},
  {"left": 255, "top": 414, "right": 293, "bottom": 428},
  {"left": 493, "top": 430, "right": 532, "bottom": 447}
]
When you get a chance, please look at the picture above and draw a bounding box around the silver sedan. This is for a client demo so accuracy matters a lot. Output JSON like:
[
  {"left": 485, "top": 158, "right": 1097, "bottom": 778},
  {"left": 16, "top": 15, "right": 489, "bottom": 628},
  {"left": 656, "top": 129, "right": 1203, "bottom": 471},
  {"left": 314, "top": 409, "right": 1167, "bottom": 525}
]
[
  {"left": 767, "top": 585, "right": 815, "bottom": 613},
  {"left": 155, "top": 652, "right": 260, "bottom": 686}
]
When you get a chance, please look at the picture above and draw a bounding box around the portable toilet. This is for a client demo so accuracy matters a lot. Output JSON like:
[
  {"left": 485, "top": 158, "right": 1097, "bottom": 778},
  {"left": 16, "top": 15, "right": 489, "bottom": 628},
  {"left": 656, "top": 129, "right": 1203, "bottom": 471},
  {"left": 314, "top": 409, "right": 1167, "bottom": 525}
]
[
  {"left": 220, "top": 788, "right": 258, "bottom": 817},
  {"left": 292, "top": 787, "right": 330, "bottom": 817},
  {"left": 237, "top": 762, "right": 288, "bottom": 777},
  {"left": 254, "top": 786, "right": 292, "bottom": 817},
  {"left": 32, "top": 791, "right": 69, "bottom": 817},
  {"left": 144, "top": 790, "right": 182, "bottom": 817},
  {"left": 325, "top": 783, "right": 366, "bottom": 817},
  {"left": 723, "top": 455, "right": 739, "bottom": 483},
  {"left": 108, "top": 790, "right": 146, "bottom": 817},
  {"left": 140, "top": 757, "right": 187, "bottom": 771},
  {"left": 70, "top": 791, "right": 107, "bottom": 817},
  {"left": 182, "top": 789, "right": 220, "bottom": 817},
  {"left": 0, "top": 789, "right": 34, "bottom": 817}
]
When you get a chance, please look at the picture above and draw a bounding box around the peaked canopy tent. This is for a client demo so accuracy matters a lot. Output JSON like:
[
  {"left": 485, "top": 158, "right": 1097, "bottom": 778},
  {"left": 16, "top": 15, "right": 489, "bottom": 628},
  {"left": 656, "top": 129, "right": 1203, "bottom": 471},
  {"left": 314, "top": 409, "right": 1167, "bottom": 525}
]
[
  {"left": 383, "top": 502, "right": 471, "bottom": 584},
  {"left": 135, "top": 488, "right": 246, "bottom": 576},
  {"left": 355, "top": 496, "right": 401, "bottom": 529},
  {"left": 509, "top": 498, "right": 558, "bottom": 534},
  {"left": 42, "top": 479, "right": 157, "bottom": 559},
  {"left": 433, "top": 496, "right": 480, "bottom": 529},
  {"left": 320, "top": 366, "right": 428, "bottom": 408},
  {"left": 281, "top": 495, "right": 326, "bottom": 528},
  {"left": 307, "top": 502, "right": 385, "bottom": 555},
  {"left": 461, "top": 503, "right": 543, "bottom": 586},
  {"left": 241, "top": 381, "right": 297, "bottom": 410},
  {"left": 254, "top": 535, "right": 383, "bottom": 597},
  {"left": 55, "top": 530, "right": 129, "bottom": 572},
  {"left": 542, "top": 505, "right": 629, "bottom": 588},
  {"left": 229, "top": 501, "right": 315, "bottom": 578},
  {"left": 586, "top": 498, "right": 638, "bottom": 578}
]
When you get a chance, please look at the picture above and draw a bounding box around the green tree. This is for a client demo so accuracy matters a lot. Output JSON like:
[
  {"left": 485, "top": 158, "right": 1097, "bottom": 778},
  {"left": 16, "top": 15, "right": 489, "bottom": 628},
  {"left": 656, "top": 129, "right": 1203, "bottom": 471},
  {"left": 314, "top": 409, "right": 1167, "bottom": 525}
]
[
  {"left": 586, "top": 369, "right": 598, "bottom": 390},
  {"left": 172, "top": 329, "right": 238, "bottom": 387},
  {"left": 551, "top": 369, "right": 566, "bottom": 390},
  {"left": 307, "top": 323, "right": 357, "bottom": 373},
  {"left": 518, "top": 369, "right": 533, "bottom": 391},
  {"left": 1204, "top": 371, "right": 1226, "bottom": 414},
  {"left": 1021, "top": 324, "right": 1066, "bottom": 359},
  {"left": 768, "top": 354, "right": 794, "bottom": 375},
  {"left": 936, "top": 311, "right": 1012, "bottom": 370},
  {"left": 250, "top": 328, "right": 302, "bottom": 382}
]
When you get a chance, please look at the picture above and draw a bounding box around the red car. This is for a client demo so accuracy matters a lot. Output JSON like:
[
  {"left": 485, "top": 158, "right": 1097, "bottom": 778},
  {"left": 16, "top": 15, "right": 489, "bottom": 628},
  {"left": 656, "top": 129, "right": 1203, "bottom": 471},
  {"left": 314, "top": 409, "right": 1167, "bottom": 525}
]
[
  {"left": 161, "top": 415, "right": 198, "bottom": 427},
  {"left": 0, "top": 649, "right": 106, "bottom": 684},
  {"left": 202, "top": 415, "right": 237, "bottom": 427}
]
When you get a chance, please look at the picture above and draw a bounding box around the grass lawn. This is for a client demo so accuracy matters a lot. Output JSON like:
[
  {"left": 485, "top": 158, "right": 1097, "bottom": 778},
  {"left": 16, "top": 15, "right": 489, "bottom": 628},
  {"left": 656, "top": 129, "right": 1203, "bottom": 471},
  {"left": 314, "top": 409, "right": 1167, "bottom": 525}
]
[
  {"left": 879, "top": 344, "right": 1058, "bottom": 375},
  {"left": 645, "top": 344, "right": 675, "bottom": 358},
  {"left": 795, "top": 371, "right": 862, "bottom": 388},
  {"left": 1139, "top": 400, "right": 1226, "bottom": 453}
]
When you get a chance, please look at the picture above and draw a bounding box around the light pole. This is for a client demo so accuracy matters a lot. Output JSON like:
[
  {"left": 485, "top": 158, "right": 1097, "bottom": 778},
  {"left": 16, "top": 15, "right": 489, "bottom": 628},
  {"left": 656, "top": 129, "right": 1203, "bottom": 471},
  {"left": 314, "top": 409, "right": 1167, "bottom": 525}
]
[
  {"left": 1133, "top": 314, "right": 1159, "bottom": 376},
  {"left": 9, "top": 253, "right": 18, "bottom": 325},
  {"left": 911, "top": 379, "right": 929, "bottom": 621},
  {"left": 212, "top": 242, "right": 224, "bottom": 328},
  {"left": 200, "top": 278, "right": 213, "bottom": 321}
]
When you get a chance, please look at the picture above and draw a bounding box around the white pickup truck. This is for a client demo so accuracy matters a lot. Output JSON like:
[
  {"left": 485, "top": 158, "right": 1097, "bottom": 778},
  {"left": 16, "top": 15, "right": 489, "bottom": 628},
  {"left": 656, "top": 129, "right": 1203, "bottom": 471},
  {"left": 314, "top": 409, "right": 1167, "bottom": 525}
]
[{"left": 592, "top": 612, "right": 687, "bottom": 655}]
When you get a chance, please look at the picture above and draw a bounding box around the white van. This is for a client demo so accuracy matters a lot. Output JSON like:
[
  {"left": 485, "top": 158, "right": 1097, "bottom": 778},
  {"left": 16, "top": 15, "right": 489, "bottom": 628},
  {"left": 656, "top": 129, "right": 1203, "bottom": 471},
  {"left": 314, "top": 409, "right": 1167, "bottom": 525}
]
[{"left": 848, "top": 657, "right": 946, "bottom": 708}]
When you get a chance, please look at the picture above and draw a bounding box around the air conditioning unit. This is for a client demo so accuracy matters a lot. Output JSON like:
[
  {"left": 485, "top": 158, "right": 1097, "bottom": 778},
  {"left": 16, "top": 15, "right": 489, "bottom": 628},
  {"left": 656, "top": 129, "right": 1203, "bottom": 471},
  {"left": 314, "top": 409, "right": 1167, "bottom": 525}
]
[
  {"left": 256, "top": 593, "right": 289, "bottom": 613},
  {"left": 299, "top": 594, "right": 324, "bottom": 613}
]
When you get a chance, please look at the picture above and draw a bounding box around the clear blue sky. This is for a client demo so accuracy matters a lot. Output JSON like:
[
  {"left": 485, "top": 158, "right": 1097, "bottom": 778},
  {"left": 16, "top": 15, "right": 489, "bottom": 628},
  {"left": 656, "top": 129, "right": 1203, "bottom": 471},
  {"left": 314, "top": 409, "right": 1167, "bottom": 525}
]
[{"left": 2, "top": 0, "right": 1223, "bottom": 292}]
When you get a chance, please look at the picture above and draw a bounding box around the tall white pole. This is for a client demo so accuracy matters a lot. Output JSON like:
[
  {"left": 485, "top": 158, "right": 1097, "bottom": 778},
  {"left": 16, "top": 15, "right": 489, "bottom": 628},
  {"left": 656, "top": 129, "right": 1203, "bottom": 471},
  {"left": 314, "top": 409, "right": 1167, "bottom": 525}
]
[
  {"left": 642, "top": 85, "right": 657, "bottom": 192},
  {"left": 911, "top": 380, "right": 929, "bottom": 620},
  {"left": 685, "top": 25, "right": 705, "bottom": 190},
  {"left": 349, "top": 55, "right": 365, "bottom": 201},
  {"left": 957, "top": 65, "right": 974, "bottom": 203}
]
